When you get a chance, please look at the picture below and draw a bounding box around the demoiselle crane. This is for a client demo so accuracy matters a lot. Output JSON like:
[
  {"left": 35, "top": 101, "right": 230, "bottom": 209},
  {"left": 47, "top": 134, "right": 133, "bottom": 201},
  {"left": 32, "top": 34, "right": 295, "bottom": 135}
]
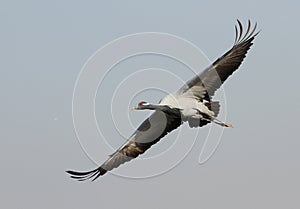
[{"left": 67, "top": 20, "right": 259, "bottom": 181}]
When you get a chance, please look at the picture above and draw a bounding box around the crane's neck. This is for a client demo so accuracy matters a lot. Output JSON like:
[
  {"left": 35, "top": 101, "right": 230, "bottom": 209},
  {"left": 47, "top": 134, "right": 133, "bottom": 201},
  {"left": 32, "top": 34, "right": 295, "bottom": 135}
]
[
  {"left": 138, "top": 103, "right": 181, "bottom": 117},
  {"left": 143, "top": 103, "right": 166, "bottom": 111}
]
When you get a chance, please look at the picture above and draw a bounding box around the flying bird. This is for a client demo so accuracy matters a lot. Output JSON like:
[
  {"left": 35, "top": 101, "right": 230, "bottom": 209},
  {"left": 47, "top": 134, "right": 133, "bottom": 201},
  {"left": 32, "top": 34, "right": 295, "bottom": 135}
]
[{"left": 67, "top": 20, "right": 259, "bottom": 181}]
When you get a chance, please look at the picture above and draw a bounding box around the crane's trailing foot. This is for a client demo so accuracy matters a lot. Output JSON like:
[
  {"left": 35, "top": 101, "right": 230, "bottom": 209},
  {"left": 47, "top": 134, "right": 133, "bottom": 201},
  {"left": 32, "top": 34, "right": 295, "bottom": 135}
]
[
  {"left": 223, "top": 122, "right": 233, "bottom": 128},
  {"left": 211, "top": 117, "right": 233, "bottom": 128}
]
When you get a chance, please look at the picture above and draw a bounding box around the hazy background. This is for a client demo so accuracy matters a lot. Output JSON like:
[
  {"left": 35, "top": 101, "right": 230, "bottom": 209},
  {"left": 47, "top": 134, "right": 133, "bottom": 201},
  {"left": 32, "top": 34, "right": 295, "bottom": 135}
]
[{"left": 1, "top": 1, "right": 299, "bottom": 208}]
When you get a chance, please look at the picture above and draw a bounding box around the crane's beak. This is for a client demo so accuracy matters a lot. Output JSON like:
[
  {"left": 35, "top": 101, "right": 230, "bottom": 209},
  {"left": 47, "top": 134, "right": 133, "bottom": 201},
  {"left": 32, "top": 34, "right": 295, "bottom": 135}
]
[{"left": 130, "top": 106, "right": 137, "bottom": 110}]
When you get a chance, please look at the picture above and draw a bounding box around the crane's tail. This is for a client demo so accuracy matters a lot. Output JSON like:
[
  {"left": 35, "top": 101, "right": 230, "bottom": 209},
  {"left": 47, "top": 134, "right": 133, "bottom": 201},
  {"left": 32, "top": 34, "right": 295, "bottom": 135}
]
[
  {"left": 188, "top": 101, "right": 220, "bottom": 128},
  {"left": 66, "top": 167, "right": 107, "bottom": 181},
  {"left": 204, "top": 101, "right": 220, "bottom": 116}
]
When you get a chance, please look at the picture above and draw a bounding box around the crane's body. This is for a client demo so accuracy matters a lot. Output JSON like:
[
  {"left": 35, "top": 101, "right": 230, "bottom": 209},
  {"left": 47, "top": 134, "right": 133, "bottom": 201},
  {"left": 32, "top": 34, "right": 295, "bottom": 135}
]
[
  {"left": 158, "top": 94, "right": 224, "bottom": 126},
  {"left": 160, "top": 94, "right": 213, "bottom": 117},
  {"left": 67, "top": 20, "right": 259, "bottom": 181}
]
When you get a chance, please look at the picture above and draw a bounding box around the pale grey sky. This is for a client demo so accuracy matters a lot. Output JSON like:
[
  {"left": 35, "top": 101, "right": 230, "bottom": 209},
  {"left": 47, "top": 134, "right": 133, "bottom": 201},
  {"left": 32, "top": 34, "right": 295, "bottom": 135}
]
[{"left": 1, "top": 1, "right": 300, "bottom": 209}]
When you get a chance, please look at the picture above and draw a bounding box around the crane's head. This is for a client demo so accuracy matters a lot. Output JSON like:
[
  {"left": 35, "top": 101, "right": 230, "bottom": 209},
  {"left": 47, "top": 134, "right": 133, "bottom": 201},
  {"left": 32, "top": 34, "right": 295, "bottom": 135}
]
[{"left": 131, "top": 101, "right": 149, "bottom": 110}]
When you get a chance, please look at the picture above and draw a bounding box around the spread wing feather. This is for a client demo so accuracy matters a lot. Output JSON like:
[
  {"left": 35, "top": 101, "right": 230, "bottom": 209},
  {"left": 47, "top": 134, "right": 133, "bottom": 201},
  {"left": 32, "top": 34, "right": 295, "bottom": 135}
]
[
  {"left": 177, "top": 19, "right": 259, "bottom": 101},
  {"left": 66, "top": 109, "right": 182, "bottom": 181}
]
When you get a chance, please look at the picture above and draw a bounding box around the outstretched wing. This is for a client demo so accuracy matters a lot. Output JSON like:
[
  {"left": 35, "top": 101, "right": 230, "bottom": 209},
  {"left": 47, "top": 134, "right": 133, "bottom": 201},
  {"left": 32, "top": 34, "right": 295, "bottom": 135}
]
[
  {"left": 66, "top": 109, "right": 182, "bottom": 181},
  {"left": 177, "top": 19, "right": 259, "bottom": 101}
]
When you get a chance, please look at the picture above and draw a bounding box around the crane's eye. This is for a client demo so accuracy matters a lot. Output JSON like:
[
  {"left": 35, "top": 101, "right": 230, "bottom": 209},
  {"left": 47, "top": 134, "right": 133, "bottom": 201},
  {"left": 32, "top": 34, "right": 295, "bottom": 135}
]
[{"left": 138, "top": 101, "right": 146, "bottom": 106}]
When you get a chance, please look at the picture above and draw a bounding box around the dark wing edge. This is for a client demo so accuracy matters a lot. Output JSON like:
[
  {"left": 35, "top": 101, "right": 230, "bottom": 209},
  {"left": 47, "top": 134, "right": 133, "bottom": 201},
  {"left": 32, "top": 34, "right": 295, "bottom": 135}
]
[
  {"left": 66, "top": 167, "right": 107, "bottom": 182},
  {"left": 179, "top": 19, "right": 259, "bottom": 101},
  {"left": 66, "top": 110, "right": 182, "bottom": 181}
]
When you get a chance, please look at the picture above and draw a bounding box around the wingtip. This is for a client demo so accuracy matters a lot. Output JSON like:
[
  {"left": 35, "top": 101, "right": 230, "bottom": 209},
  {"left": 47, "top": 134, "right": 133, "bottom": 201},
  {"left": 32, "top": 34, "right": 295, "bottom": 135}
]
[
  {"left": 66, "top": 167, "right": 107, "bottom": 182},
  {"left": 234, "top": 19, "right": 259, "bottom": 45}
]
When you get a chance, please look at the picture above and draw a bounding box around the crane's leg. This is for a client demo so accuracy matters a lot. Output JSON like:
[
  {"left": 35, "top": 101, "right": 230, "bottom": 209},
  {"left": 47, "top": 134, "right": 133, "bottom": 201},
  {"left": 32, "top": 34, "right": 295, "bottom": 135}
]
[
  {"left": 211, "top": 116, "right": 233, "bottom": 128},
  {"left": 191, "top": 114, "right": 233, "bottom": 128},
  {"left": 192, "top": 107, "right": 233, "bottom": 128}
]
